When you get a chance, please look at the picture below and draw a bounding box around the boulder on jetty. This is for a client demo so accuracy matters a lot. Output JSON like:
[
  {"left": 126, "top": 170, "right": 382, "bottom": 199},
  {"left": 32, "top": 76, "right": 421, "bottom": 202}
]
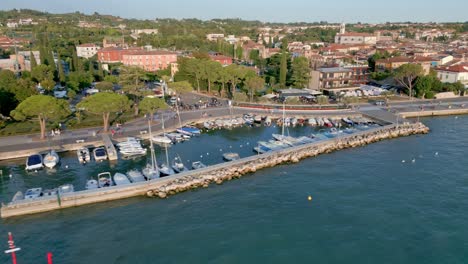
[{"left": 146, "top": 123, "right": 429, "bottom": 199}]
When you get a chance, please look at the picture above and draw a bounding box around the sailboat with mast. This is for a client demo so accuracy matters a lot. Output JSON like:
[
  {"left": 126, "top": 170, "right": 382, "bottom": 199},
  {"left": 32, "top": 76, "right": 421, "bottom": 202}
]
[
  {"left": 142, "top": 120, "right": 159, "bottom": 180},
  {"left": 159, "top": 114, "right": 175, "bottom": 176}
]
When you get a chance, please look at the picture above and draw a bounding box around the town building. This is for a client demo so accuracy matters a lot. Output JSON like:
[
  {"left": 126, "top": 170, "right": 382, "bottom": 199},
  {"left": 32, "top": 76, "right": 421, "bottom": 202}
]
[
  {"left": 122, "top": 50, "right": 177, "bottom": 71},
  {"left": 76, "top": 44, "right": 101, "bottom": 59},
  {"left": 375, "top": 56, "right": 433, "bottom": 75},
  {"left": 209, "top": 55, "right": 233, "bottom": 66},
  {"left": 309, "top": 65, "right": 369, "bottom": 91},
  {"left": 103, "top": 37, "right": 125, "bottom": 48},
  {"left": 334, "top": 23, "right": 377, "bottom": 45},
  {"left": 206, "top": 34, "right": 225, "bottom": 41},
  {"left": 0, "top": 51, "right": 40, "bottom": 72},
  {"left": 435, "top": 64, "right": 468, "bottom": 88},
  {"left": 97, "top": 47, "right": 143, "bottom": 63}
]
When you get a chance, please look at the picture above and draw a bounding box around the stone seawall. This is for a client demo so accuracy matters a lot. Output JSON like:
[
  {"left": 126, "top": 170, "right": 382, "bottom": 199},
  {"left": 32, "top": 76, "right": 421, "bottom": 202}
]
[{"left": 146, "top": 123, "right": 429, "bottom": 199}]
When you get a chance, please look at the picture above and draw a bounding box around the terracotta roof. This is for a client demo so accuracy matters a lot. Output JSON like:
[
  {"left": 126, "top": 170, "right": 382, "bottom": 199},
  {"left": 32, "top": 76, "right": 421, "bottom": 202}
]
[
  {"left": 337, "top": 32, "right": 375, "bottom": 37},
  {"left": 78, "top": 43, "right": 98, "bottom": 48},
  {"left": 376, "top": 56, "right": 433, "bottom": 63},
  {"left": 436, "top": 64, "right": 468, "bottom": 73}
]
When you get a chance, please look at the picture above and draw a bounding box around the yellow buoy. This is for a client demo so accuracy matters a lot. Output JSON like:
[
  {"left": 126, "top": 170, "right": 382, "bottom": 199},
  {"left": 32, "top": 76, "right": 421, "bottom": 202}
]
[{"left": 308, "top": 195, "right": 312, "bottom": 201}]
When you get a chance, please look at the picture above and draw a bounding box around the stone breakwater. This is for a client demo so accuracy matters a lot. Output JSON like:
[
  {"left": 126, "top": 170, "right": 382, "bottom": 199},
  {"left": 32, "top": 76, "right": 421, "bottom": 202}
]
[{"left": 146, "top": 123, "right": 429, "bottom": 199}]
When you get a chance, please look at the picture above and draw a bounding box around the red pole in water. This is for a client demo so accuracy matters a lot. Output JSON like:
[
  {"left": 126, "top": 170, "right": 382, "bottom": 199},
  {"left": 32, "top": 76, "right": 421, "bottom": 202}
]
[
  {"left": 47, "top": 252, "right": 53, "bottom": 264},
  {"left": 5, "top": 232, "right": 20, "bottom": 264}
]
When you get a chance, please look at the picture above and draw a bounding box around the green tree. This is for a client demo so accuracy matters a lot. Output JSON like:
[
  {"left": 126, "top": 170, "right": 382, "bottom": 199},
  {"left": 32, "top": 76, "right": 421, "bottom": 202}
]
[
  {"left": 30, "top": 51, "right": 37, "bottom": 69},
  {"left": 57, "top": 53, "right": 66, "bottom": 84},
  {"left": 245, "top": 76, "right": 265, "bottom": 102},
  {"left": 95, "top": 81, "right": 114, "bottom": 91},
  {"left": 184, "top": 58, "right": 204, "bottom": 92},
  {"left": 279, "top": 52, "right": 288, "bottom": 87},
  {"left": 119, "top": 66, "right": 147, "bottom": 116},
  {"left": 236, "top": 45, "right": 243, "bottom": 60},
  {"left": 104, "top": 75, "right": 119, "bottom": 84},
  {"left": 216, "top": 67, "right": 231, "bottom": 97},
  {"left": 139, "top": 97, "right": 168, "bottom": 122},
  {"left": 41, "top": 78, "right": 56, "bottom": 92},
  {"left": 291, "top": 56, "right": 310, "bottom": 88},
  {"left": 77, "top": 92, "right": 131, "bottom": 132},
  {"left": 67, "top": 71, "right": 93, "bottom": 91},
  {"left": 394, "top": 64, "right": 424, "bottom": 100},
  {"left": 168, "top": 81, "right": 193, "bottom": 94},
  {"left": 31, "top": 64, "right": 54, "bottom": 84},
  {"left": 10, "top": 95, "right": 70, "bottom": 139},
  {"left": 202, "top": 60, "right": 222, "bottom": 94}
]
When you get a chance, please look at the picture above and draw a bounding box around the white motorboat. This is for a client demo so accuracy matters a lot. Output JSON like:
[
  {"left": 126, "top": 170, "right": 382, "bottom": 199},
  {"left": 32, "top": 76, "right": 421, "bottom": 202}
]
[
  {"left": 159, "top": 163, "right": 175, "bottom": 176},
  {"left": 12, "top": 191, "right": 24, "bottom": 202},
  {"left": 165, "top": 132, "right": 183, "bottom": 142},
  {"left": 308, "top": 118, "right": 317, "bottom": 126},
  {"left": 113, "top": 172, "right": 131, "bottom": 185},
  {"left": 85, "top": 179, "right": 99, "bottom": 190},
  {"left": 152, "top": 135, "right": 172, "bottom": 144},
  {"left": 264, "top": 116, "right": 272, "bottom": 126},
  {"left": 43, "top": 150, "right": 60, "bottom": 169},
  {"left": 97, "top": 172, "right": 113, "bottom": 188},
  {"left": 58, "top": 184, "right": 74, "bottom": 194},
  {"left": 291, "top": 117, "right": 298, "bottom": 127},
  {"left": 223, "top": 152, "right": 240, "bottom": 162},
  {"left": 119, "top": 146, "right": 147, "bottom": 156},
  {"left": 42, "top": 188, "right": 57, "bottom": 198},
  {"left": 93, "top": 147, "right": 108, "bottom": 161},
  {"left": 24, "top": 188, "right": 42, "bottom": 200},
  {"left": 77, "top": 147, "right": 91, "bottom": 164},
  {"left": 253, "top": 115, "right": 262, "bottom": 124},
  {"left": 127, "top": 169, "right": 146, "bottom": 183},
  {"left": 177, "top": 133, "right": 191, "bottom": 140},
  {"left": 25, "top": 154, "right": 43, "bottom": 171},
  {"left": 192, "top": 161, "right": 207, "bottom": 170},
  {"left": 172, "top": 155, "right": 188, "bottom": 173},
  {"left": 203, "top": 121, "right": 214, "bottom": 129}
]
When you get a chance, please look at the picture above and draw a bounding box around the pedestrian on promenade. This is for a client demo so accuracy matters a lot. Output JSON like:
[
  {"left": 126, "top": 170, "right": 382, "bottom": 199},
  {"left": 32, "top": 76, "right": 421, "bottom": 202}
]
[{"left": 111, "top": 129, "right": 115, "bottom": 138}]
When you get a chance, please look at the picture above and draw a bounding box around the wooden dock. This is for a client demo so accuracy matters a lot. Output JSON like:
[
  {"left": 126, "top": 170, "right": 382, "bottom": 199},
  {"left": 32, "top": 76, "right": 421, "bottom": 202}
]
[{"left": 101, "top": 134, "right": 118, "bottom": 161}]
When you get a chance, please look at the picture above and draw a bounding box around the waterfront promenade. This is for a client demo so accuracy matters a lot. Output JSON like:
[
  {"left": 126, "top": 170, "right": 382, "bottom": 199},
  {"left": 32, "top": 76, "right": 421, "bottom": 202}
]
[{"left": 1, "top": 96, "right": 468, "bottom": 161}]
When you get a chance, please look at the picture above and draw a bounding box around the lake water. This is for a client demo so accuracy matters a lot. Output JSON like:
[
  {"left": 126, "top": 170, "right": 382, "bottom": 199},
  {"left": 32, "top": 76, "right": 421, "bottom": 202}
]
[{"left": 1, "top": 116, "right": 467, "bottom": 263}]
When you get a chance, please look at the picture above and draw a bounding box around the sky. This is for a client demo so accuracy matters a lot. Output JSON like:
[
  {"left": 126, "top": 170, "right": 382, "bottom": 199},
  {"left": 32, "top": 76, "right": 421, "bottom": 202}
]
[{"left": 2, "top": 0, "right": 467, "bottom": 23}]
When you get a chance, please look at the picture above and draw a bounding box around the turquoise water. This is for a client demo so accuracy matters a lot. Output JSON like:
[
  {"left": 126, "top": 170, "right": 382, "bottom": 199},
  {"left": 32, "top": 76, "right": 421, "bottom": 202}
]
[{"left": 1, "top": 116, "right": 468, "bottom": 263}]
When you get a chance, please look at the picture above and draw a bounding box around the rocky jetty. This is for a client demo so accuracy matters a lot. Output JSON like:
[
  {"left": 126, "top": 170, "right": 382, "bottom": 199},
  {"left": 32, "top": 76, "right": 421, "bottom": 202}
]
[{"left": 146, "top": 123, "right": 429, "bottom": 199}]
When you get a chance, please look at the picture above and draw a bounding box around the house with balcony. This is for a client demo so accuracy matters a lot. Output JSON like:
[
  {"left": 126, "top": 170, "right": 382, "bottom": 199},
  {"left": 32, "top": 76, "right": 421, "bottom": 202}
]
[{"left": 310, "top": 65, "right": 369, "bottom": 91}]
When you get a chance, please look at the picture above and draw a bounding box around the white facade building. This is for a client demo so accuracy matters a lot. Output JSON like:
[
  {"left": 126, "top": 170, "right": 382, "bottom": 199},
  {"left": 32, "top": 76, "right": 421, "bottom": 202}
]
[
  {"left": 76, "top": 44, "right": 100, "bottom": 59},
  {"left": 436, "top": 64, "right": 468, "bottom": 88}
]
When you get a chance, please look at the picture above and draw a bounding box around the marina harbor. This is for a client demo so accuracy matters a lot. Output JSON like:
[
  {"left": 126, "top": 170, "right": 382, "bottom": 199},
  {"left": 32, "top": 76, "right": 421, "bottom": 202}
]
[{"left": 0, "top": 107, "right": 428, "bottom": 218}]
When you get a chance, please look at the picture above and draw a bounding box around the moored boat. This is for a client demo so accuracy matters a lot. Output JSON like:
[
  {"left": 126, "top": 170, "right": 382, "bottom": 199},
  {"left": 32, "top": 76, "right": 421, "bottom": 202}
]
[
  {"left": 93, "top": 147, "right": 108, "bottom": 161},
  {"left": 191, "top": 161, "right": 207, "bottom": 170},
  {"left": 58, "top": 184, "right": 74, "bottom": 195},
  {"left": 151, "top": 135, "right": 172, "bottom": 144},
  {"left": 172, "top": 156, "right": 188, "bottom": 173},
  {"left": 43, "top": 150, "right": 60, "bottom": 169},
  {"left": 85, "top": 179, "right": 99, "bottom": 190},
  {"left": 24, "top": 188, "right": 42, "bottom": 200},
  {"left": 25, "top": 154, "right": 43, "bottom": 171},
  {"left": 77, "top": 147, "right": 91, "bottom": 164},
  {"left": 113, "top": 172, "right": 131, "bottom": 185},
  {"left": 159, "top": 163, "right": 175, "bottom": 176},
  {"left": 223, "top": 152, "right": 240, "bottom": 162},
  {"left": 127, "top": 169, "right": 146, "bottom": 183},
  {"left": 97, "top": 172, "right": 113, "bottom": 188}
]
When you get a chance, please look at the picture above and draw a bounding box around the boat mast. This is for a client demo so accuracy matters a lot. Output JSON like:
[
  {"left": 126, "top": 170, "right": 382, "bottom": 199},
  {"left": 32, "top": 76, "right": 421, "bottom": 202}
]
[
  {"left": 147, "top": 119, "right": 158, "bottom": 170},
  {"left": 282, "top": 102, "right": 285, "bottom": 137},
  {"left": 175, "top": 95, "right": 182, "bottom": 128},
  {"left": 161, "top": 115, "right": 170, "bottom": 165}
]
